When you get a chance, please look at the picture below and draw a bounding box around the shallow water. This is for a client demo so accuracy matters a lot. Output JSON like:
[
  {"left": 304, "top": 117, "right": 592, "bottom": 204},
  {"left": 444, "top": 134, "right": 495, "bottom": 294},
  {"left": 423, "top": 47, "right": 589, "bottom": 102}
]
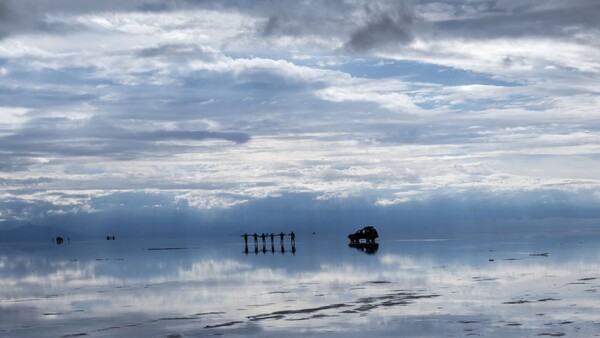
[{"left": 1, "top": 230, "right": 600, "bottom": 337}]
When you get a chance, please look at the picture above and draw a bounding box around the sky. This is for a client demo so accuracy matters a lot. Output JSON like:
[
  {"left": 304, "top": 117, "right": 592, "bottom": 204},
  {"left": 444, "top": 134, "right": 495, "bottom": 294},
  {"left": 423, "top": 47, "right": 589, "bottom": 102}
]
[{"left": 1, "top": 0, "right": 600, "bottom": 236}]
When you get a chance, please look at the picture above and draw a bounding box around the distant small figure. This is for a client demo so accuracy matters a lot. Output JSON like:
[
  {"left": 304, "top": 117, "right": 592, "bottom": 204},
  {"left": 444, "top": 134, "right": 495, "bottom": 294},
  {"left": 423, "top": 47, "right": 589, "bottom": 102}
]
[
  {"left": 56, "top": 237, "right": 64, "bottom": 245},
  {"left": 253, "top": 233, "right": 258, "bottom": 245},
  {"left": 289, "top": 231, "right": 296, "bottom": 246},
  {"left": 261, "top": 233, "right": 266, "bottom": 244},
  {"left": 242, "top": 233, "right": 249, "bottom": 245},
  {"left": 279, "top": 232, "right": 285, "bottom": 244},
  {"left": 270, "top": 233, "right": 274, "bottom": 245}
]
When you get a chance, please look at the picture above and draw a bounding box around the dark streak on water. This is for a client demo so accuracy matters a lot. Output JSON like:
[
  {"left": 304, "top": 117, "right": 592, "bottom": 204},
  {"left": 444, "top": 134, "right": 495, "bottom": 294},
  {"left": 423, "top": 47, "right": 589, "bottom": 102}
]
[
  {"left": 146, "top": 247, "right": 188, "bottom": 251},
  {"left": 205, "top": 321, "right": 244, "bottom": 328},
  {"left": 248, "top": 303, "right": 350, "bottom": 321}
]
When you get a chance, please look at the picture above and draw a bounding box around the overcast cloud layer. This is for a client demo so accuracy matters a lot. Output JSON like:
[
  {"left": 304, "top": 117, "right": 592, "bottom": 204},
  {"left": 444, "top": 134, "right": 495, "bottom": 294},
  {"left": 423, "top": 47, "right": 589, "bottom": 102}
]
[{"left": 1, "top": 0, "right": 599, "bottom": 234}]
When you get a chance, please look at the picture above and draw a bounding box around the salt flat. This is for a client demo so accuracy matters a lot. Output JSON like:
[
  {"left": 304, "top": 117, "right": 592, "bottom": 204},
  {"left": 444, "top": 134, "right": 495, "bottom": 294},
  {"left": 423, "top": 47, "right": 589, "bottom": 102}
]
[{"left": 1, "top": 230, "right": 599, "bottom": 337}]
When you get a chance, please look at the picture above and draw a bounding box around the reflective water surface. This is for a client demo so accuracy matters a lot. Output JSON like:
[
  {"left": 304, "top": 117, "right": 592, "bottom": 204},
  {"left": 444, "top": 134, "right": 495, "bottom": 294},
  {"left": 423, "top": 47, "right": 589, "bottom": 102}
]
[{"left": 1, "top": 230, "right": 600, "bottom": 337}]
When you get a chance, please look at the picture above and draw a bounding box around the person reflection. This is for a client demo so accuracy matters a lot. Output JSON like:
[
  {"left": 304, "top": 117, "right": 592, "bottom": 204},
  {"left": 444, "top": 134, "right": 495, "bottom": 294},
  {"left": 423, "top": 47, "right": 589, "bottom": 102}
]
[
  {"left": 271, "top": 240, "right": 275, "bottom": 253},
  {"left": 242, "top": 233, "right": 249, "bottom": 254},
  {"left": 278, "top": 232, "right": 287, "bottom": 254},
  {"left": 253, "top": 233, "right": 259, "bottom": 254}
]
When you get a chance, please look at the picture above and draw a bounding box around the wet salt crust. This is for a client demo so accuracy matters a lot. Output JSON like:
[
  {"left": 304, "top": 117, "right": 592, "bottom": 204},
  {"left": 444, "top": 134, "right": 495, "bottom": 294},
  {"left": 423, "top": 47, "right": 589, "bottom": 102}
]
[{"left": 1, "top": 231, "right": 599, "bottom": 337}]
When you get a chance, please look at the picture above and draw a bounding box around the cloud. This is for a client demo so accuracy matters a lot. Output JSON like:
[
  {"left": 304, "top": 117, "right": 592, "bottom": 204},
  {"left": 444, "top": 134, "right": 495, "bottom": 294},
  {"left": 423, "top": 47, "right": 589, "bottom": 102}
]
[
  {"left": 0, "top": 121, "right": 250, "bottom": 162},
  {"left": 144, "top": 130, "right": 250, "bottom": 143},
  {"left": 0, "top": 1, "right": 15, "bottom": 39},
  {"left": 344, "top": 2, "right": 415, "bottom": 53},
  {"left": 0, "top": 156, "right": 43, "bottom": 172},
  {"left": 0, "top": 0, "right": 599, "bottom": 232},
  {"left": 0, "top": 0, "right": 124, "bottom": 40},
  {"left": 135, "top": 43, "right": 213, "bottom": 59},
  {"left": 427, "top": 1, "right": 600, "bottom": 41}
]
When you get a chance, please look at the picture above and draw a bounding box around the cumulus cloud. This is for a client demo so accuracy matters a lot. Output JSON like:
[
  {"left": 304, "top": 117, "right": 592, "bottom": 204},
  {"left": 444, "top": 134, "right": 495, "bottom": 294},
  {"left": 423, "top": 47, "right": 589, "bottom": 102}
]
[{"left": 344, "top": 2, "right": 415, "bottom": 53}]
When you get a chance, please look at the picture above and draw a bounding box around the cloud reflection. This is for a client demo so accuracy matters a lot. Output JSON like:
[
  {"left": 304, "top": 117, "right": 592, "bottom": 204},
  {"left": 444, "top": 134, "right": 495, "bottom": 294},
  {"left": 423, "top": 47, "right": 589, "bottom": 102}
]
[{"left": 1, "top": 235, "right": 599, "bottom": 336}]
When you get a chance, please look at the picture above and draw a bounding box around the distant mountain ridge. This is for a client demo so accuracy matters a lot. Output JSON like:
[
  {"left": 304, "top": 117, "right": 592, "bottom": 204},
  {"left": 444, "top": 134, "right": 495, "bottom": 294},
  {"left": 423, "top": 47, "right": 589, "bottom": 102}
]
[{"left": 0, "top": 223, "right": 81, "bottom": 242}]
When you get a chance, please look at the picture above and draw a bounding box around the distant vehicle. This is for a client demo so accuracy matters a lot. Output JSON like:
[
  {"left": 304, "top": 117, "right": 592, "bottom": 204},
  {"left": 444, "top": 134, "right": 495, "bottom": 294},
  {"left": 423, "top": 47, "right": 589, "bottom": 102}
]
[{"left": 348, "top": 226, "right": 379, "bottom": 244}]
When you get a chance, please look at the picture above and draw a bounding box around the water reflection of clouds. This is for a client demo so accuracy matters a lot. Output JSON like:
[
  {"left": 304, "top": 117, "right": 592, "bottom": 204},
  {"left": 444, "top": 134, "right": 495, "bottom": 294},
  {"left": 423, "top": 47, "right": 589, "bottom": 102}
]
[
  {"left": 177, "top": 259, "right": 252, "bottom": 280},
  {"left": 1, "top": 236, "right": 599, "bottom": 337}
]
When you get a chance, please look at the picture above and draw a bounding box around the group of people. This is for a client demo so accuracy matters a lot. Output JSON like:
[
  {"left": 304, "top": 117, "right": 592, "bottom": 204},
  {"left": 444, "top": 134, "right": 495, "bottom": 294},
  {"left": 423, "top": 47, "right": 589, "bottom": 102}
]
[
  {"left": 242, "top": 231, "right": 296, "bottom": 255},
  {"left": 242, "top": 231, "right": 295, "bottom": 246}
]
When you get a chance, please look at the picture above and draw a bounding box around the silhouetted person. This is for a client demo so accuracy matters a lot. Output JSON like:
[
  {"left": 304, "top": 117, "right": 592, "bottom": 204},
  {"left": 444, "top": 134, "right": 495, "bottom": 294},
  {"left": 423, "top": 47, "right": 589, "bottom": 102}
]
[
  {"left": 279, "top": 232, "right": 285, "bottom": 244},
  {"left": 270, "top": 233, "right": 275, "bottom": 245},
  {"left": 253, "top": 233, "right": 258, "bottom": 245},
  {"left": 289, "top": 231, "right": 296, "bottom": 246},
  {"left": 261, "top": 233, "right": 266, "bottom": 245},
  {"left": 262, "top": 241, "right": 267, "bottom": 254},
  {"left": 242, "top": 233, "right": 249, "bottom": 245}
]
